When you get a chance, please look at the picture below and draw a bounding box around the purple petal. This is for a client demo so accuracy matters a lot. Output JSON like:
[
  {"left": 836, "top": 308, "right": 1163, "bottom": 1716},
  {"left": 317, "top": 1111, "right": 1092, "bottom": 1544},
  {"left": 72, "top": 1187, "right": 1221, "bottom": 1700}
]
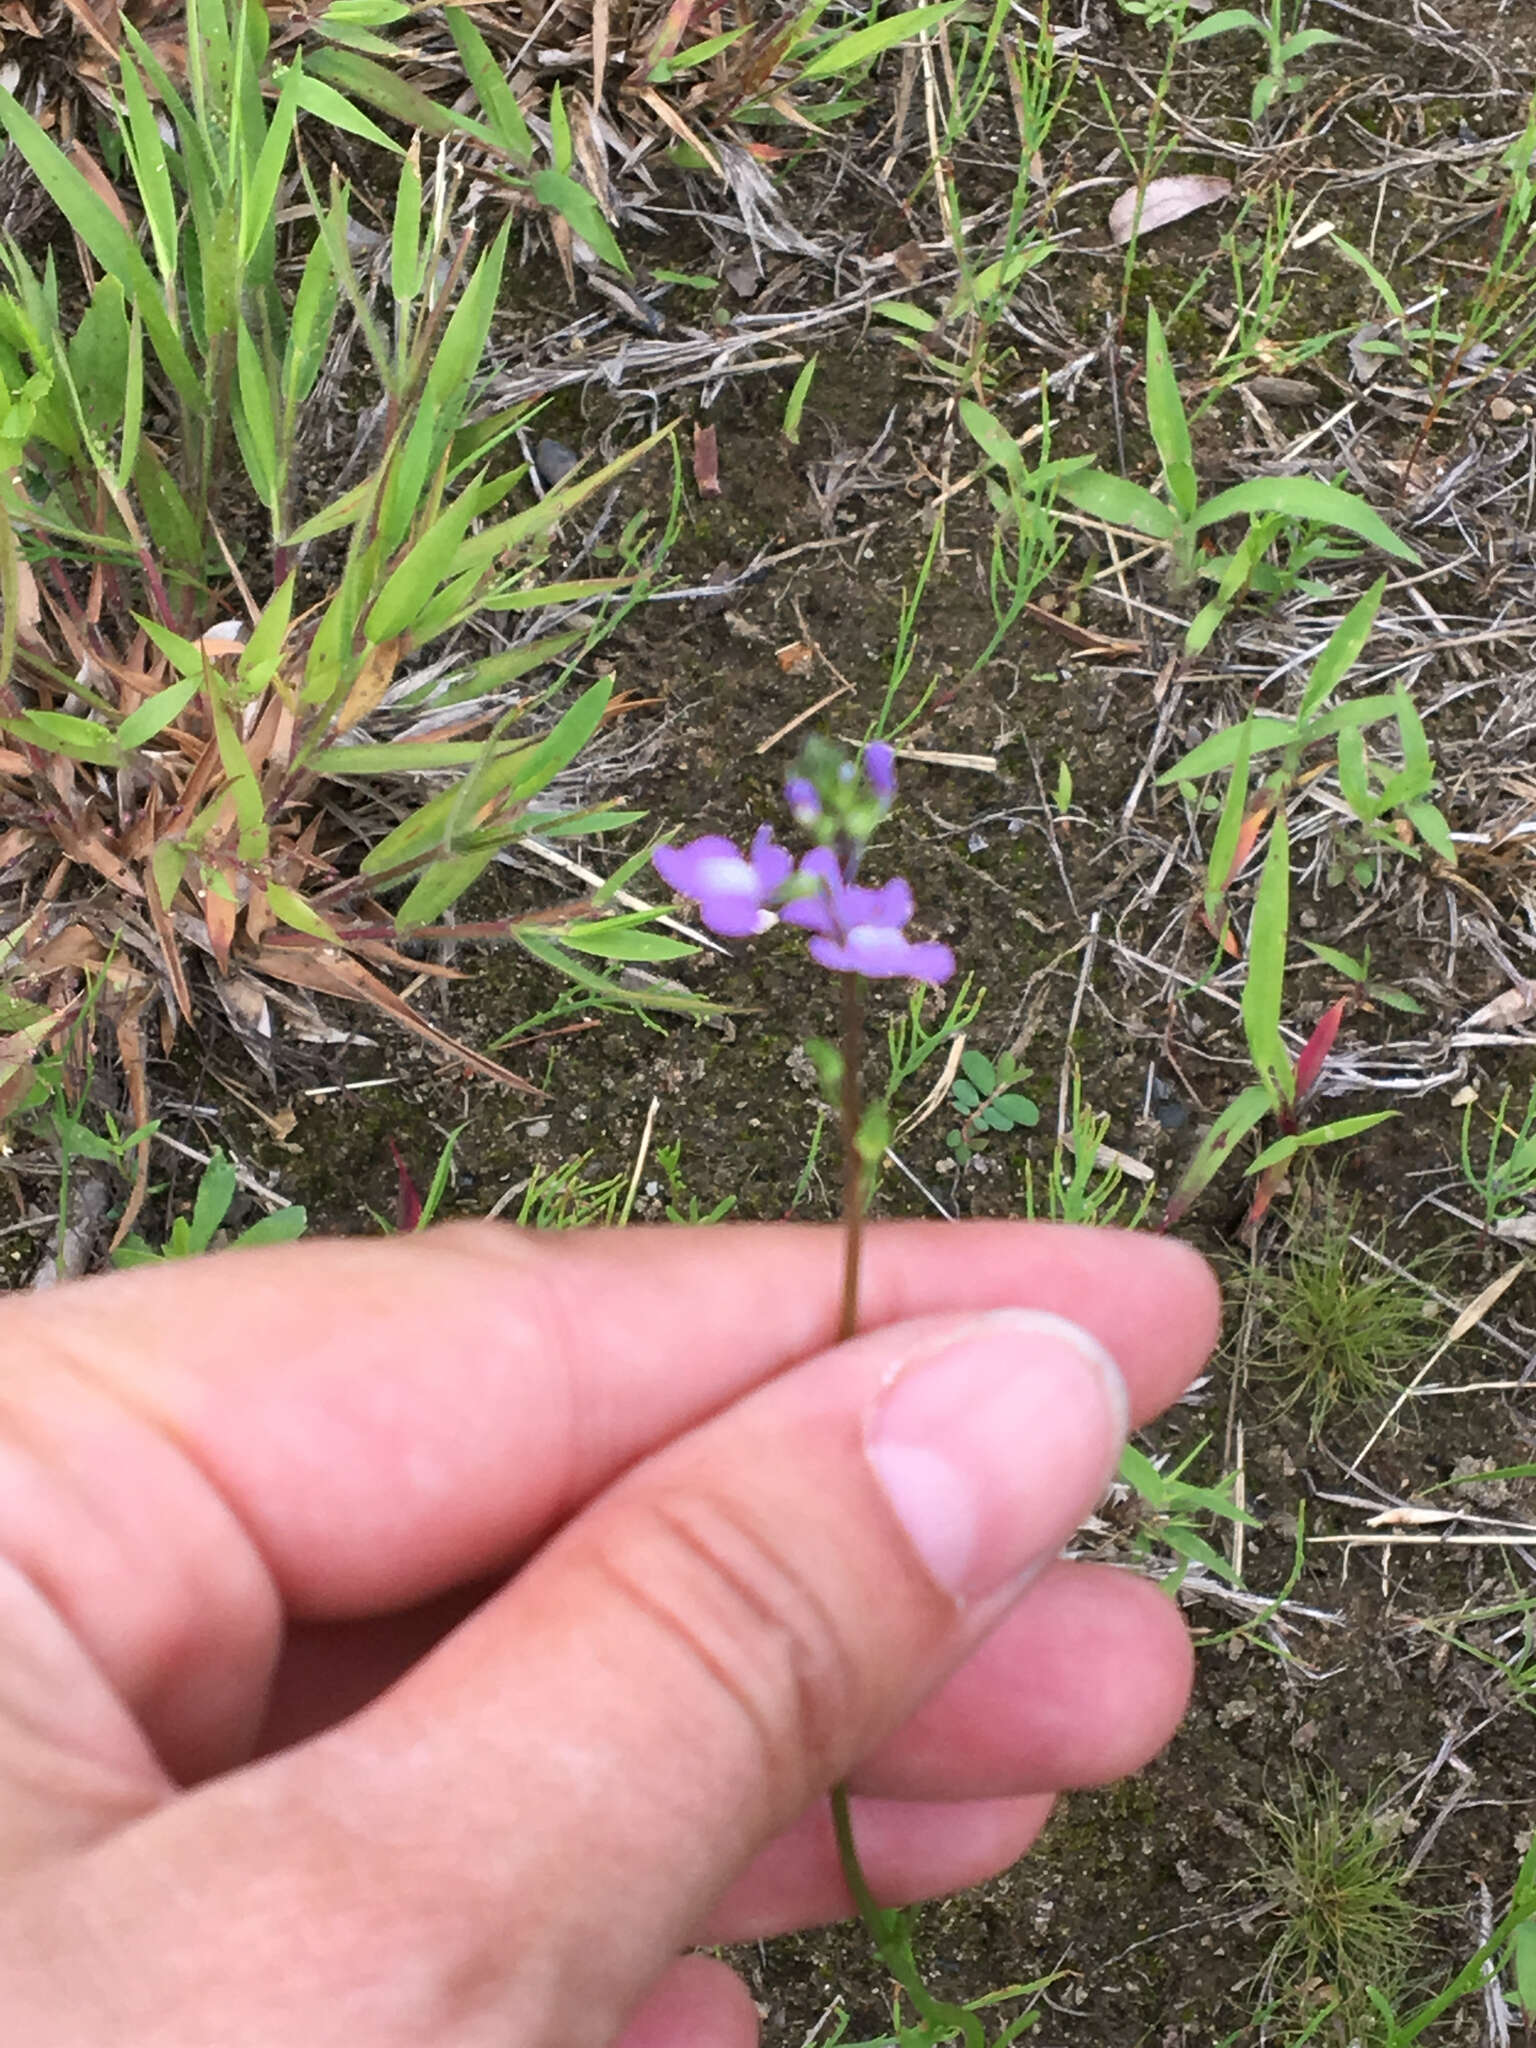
[
  {"left": 809, "top": 927, "right": 955, "bottom": 983},
  {"left": 836, "top": 874, "right": 914, "bottom": 931},
  {"left": 864, "top": 742, "right": 896, "bottom": 801},
  {"left": 778, "top": 846, "right": 844, "bottom": 935},
  {"left": 652, "top": 836, "right": 773, "bottom": 938},
  {"left": 784, "top": 777, "right": 820, "bottom": 826},
  {"left": 748, "top": 825, "right": 795, "bottom": 893}
]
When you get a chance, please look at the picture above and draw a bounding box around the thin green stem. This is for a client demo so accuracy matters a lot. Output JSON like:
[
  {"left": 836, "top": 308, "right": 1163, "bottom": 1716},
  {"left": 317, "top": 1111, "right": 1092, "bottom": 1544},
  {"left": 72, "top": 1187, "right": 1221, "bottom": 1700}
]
[{"left": 828, "top": 972, "right": 983, "bottom": 2044}]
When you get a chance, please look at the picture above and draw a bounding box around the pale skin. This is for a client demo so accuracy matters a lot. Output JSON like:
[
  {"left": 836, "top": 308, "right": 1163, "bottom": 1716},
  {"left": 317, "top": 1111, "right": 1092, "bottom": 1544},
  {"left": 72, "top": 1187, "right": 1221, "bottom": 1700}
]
[{"left": 0, "top": 1218, "right": 1220, "bottom": 2045}]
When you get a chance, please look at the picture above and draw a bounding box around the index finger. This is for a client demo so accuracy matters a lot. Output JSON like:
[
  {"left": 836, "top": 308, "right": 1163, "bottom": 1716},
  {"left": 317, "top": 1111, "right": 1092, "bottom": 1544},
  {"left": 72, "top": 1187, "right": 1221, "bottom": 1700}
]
[{"left": 8, "top": 1219, "right": 1218, "bottom": 1618}]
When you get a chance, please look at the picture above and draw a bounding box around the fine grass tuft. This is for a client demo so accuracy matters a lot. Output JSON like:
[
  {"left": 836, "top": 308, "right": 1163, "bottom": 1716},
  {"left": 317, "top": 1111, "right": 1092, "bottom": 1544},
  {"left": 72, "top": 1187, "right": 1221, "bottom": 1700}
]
[
  {"left": 1253, "top": 1199, "right": 1440, "bottom": 1432},
  {"left": 1249, "top": 1769, "right": 1425, "bottom": 2041}
]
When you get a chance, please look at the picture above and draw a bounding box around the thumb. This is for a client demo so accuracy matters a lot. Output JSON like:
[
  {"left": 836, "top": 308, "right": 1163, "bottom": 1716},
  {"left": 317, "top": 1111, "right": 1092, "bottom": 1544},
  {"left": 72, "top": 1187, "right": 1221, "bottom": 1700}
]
[{"left": 30, "top": 1309, "right": 1132, "bottom": 2045}]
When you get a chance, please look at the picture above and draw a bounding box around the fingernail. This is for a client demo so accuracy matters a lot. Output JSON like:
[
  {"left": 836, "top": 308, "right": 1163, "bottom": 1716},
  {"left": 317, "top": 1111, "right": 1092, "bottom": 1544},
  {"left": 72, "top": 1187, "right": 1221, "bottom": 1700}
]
[{"left": 864, "top": 1310, "right": 1128, "bottom": 1605}]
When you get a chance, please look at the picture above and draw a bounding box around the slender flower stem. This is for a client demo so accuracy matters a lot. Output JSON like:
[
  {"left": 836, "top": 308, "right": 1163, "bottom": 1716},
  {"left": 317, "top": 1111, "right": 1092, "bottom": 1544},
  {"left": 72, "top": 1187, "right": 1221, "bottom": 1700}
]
[
  {"left": 837, "top": 969, "right": 864, "bottom": 1347},
  {"left": 828, "top": 977, "right": 985, "bottom": 2042}
]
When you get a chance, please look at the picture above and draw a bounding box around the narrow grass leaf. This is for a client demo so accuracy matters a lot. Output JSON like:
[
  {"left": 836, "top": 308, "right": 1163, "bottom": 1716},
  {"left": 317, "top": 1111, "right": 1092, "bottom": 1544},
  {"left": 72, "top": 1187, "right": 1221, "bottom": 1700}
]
[
  {"left": 282, "top": 65, "right": 401, "bottom": 151},
  {"left": 783, "top": 354, "right": 817, "bottom": 443},
  {"left": 1243, "top": 810, "right": 1293, "bottom": 1107},
  {"left": 1144, "top": 305, "right": 1194, "bottom": 514},
  {"left": 1247, "top": 1113, "right": 1395, "bottom": 1175},
  {"left": 117, "top": 674, "right": 200, "bottom": 750},
  {"left": 1163, "top": 1081, "right": 1273, "bottom": 1227},
  {"left": 531, "top": 168, "right": 630, "bottom": 275},
  {"left": 0, "top": 87, "right": 200, "bottom": 406},
  {"left": 795, "top": 2, "right": 962, "bottom": 81},
  {"left": 1297, "top": 577, "right": 1384, "bottom": 724},
  {"left": 446, "top": 6, "right": 534, "bottom": 162}
]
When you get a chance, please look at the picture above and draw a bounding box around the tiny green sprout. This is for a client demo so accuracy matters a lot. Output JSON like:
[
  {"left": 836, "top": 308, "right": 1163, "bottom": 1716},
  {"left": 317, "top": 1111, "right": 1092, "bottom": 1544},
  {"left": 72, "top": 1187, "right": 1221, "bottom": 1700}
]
[
  {"left": 1053, "top": 757, "right": 1073, "bottom": 815},
  {"left": 782, "top": 354, "right": 818, "bottom": 444}
]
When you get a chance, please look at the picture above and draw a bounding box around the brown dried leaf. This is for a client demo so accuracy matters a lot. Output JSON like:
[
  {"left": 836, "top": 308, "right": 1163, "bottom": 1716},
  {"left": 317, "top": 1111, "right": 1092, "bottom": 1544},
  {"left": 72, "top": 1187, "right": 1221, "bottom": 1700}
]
[
  {"left": 775, "top": 638, "right": 815, "bottom": 674},
  {"left": 336, "top": 636, "right": 402, "bottom": 734},
  {"left": 692, "top": 421, "right": 721, "bottom": 498},
  {"left": 1109, "top": 174, "right": 1231, "bottom": 246}
]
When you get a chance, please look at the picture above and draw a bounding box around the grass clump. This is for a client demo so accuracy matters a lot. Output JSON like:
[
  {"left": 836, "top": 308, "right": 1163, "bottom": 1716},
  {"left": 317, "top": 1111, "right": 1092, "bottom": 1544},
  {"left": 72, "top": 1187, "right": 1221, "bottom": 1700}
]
[
  {"left": 1249, "top": 1770, "right": 1424, "bottom": 2041},
  {"left": 1253, "top": 1199, "right": 1438, "bottom": 1432}
]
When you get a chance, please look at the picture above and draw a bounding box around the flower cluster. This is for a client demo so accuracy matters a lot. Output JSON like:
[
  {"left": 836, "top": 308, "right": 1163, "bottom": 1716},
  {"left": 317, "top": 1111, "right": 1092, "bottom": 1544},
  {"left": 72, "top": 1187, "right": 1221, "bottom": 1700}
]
[{"left": 652, "top": 741, "right": 954, "bottom": 985}]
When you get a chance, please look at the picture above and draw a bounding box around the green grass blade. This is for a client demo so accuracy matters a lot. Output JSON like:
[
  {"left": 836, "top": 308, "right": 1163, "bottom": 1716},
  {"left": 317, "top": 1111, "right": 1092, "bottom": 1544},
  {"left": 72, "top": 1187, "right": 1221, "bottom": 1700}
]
[
  {"left": 1243, "top": 809, "right": 1294, "bottom": 1106},
  {"left": 1297, "top": 576, "right": 1384, "bottom": 725},
  {"left": 1196, "top": 476, "right": 1419, "bottom": 563},
  {"left": 0, "top": 87, "right": 201, "bottom": 407},
  {"left": 1144, "top": 304, "right": 1195, "bottom": 519}
]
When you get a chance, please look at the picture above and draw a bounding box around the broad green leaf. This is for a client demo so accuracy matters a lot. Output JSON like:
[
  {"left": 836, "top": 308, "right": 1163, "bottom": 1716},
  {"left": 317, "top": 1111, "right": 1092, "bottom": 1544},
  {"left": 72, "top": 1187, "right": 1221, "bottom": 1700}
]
[
  {"left": 1182, "top": 7, "right": 1265, "bottom": 37},
  {"left": 556, "top": 918, "right": 696, "bottom": 962},
  {"left": 1406, "top": 800, "right": 1456, "bottom": 862},
  {"left": 1280, "top": 28, "right": 1342, "bottom": 56},
  {"left": 873, "top": 301, "right": 937, "bottom": 333},
  {"left": 395, "top": 845, "right": 500, "bottom": 925},
  {"left": 282, "top": 234, "right": 340, "bottom": 416},
  {"left": 67, "top": 276, "right": 130, "bottom": 439},
  {"left": 1243, "top": 811, "right": 1293, "bottom": 1107},
  {"left": 1160, "top": 715, "right": 1297, "bottom": 784},
  {"left": 1143, "top": 304, "right": 1194, "bottom": 516},
  {"left": 233, "top": 1205, "right": 309, "bottom": 1247},
  {"left": 795, "top": 1, "right": 962, "bottom": 79},
  {"left": 507, "top": 675, "right": 614, "bottom": 801},
  {"left": 1195, "top": 476, "right": 1419, "bottom": 562},
  {"left": 242, "top": 56, "right": 303, "bottom": 265},
  {"left": 1205, "top": 715, "right": 1254, "bottom": 924},
  {"left": 2, "top": 708, "right": 118, "bottom": 764},
  {"left": 314, "top": 736, "right": 537, "bottom": 775},
  {"left": 959, "top": 397, "right": 1025, "bottom": 483},
  {"left": 234, "top": 316, "right": 278, "bottom": 506},
  {"left": 267, "top": 882, "right": 337, "bottom": 938},
  {"left": 1297, "top": 576, "right": 1384, "bottom": 724},
  {"left": 1301, "top": 940, "right": 1366, "bottom": 980},
  {"left": 306, "top": 46, "right": 504, "bottom": 149},
  {"left": 117, "top": 674, "right": 200, "bottom": 751},
  {"left": 239, "top": 572, "right": 296, "bottom": 692},
  {"left": 531, "top": 168, "right": 630, "bottom": 276},
  {"left": 960, "top": 1047, "right": 996, "bottom": 1092},
  {"left": 137, "top": 615, "right": 212, "bottom": 678},
  {"left": 116, "top": 56, "right": 178, "bottom": 282},
  {"left": 190, "top": 1150, "right": 239, "bottom": 1251},
  {"left": 1057, "top": 467, "right": 1180, "bottom": 540}
]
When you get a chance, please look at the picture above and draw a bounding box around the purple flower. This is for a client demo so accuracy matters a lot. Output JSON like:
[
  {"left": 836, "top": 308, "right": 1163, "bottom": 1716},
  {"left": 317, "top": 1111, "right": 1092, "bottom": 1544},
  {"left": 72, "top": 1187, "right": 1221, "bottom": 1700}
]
[
  {"left": 782, "top": 848, "right": 954, "bottom": 985},
  {"left": 653, "top": 826, "right": 794, "bottom": 937},
  {"left": 784, "top": 777, "right": 821, "bottom": 828},
  {"left": 864, "top": 742, "right": 896, "bottom": 802}
]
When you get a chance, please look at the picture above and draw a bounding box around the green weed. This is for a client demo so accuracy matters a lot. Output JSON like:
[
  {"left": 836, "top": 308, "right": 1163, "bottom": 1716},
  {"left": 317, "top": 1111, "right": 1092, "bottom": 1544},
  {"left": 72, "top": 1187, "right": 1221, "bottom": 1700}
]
[
  {"left": 1247, "top": 1770, "right": 1424, "bottom": 2042},
  {"left": 1254, "top": 1201, "right": 1439, "bottom": 1431},
  {"left": 1184, "top": 1, "right": 1342, "bottom": 122}
]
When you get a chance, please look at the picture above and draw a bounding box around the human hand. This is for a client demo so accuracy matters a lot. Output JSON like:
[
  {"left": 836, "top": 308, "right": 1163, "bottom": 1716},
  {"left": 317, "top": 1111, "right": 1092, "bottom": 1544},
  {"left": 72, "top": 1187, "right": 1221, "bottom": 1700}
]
[{"left": 0, "top": 1218, "right": 1218, "bottom": 2045}]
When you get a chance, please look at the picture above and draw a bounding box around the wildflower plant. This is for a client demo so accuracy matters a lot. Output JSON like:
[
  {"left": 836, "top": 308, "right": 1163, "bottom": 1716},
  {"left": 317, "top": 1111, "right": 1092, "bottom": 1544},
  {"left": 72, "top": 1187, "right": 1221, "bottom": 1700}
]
[{"left": 654, "top": 739, "right": 1032, "bottom": 2044}]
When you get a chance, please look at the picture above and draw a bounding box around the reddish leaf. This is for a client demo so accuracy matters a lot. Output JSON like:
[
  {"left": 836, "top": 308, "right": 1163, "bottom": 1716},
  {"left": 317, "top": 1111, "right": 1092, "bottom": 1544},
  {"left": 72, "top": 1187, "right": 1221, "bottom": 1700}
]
[
  {"left": 1295, "top": 997, "right": 1348, "bottom": 1105},
  {"left": 388, "top": 1138, "right": 423, "bottom": 1231}
]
